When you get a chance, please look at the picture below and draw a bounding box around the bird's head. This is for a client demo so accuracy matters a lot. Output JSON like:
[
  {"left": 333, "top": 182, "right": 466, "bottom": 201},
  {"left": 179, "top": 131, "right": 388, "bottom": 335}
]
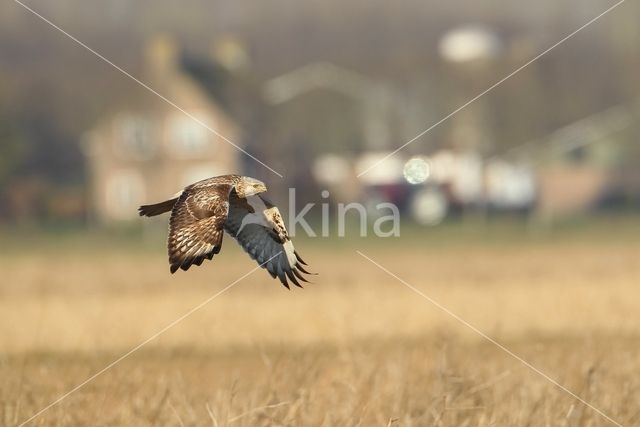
[{"left": 236, "top": 176, "right": 267, "bottom": 198}]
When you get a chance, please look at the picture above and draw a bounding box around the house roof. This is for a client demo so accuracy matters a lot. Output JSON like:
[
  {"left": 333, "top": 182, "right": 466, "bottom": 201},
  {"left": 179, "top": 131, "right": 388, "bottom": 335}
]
[{"left": 88, "top": 34, "right": 241, "bottom": 139}]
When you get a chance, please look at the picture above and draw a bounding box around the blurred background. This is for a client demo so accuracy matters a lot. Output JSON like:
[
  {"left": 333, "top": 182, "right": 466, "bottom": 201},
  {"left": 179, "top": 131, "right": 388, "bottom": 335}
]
[
  {"left": 1, "top": 1, "right": 639, "bottom": 426},
  {"left": 1, "top": 0, "right": 639, "bottom": 226}
]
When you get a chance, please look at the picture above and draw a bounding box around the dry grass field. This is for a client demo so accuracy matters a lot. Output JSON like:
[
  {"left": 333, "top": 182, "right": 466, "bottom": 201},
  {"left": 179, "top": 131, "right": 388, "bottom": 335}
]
[{"left": 1, "top": 219, "right": 640, "bottom": 426}]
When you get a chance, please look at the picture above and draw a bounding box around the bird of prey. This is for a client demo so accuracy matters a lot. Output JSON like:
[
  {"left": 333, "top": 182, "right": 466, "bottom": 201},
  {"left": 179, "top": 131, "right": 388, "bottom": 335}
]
[{"left": 138, "top": 174, "right": 312, "bottom": 288}]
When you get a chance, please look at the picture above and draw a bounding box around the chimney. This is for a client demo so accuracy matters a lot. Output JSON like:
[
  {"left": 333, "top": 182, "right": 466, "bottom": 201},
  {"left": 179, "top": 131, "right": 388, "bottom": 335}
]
[
  {"left": 145, "top": 33, "right": 180, "bottom": 82},
  {"left": 210, "top": 34, "right": 250, "bottom": 72}
]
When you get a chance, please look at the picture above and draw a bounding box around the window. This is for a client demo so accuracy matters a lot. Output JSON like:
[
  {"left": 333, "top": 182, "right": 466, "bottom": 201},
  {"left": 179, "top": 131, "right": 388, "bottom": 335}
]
[
  {"left": 564, "top": 145, "right": 588, "bottom": 163},
  {"left": 167, "top": 113, "right": 212, "bottom": 157},
  {"left": 105, "top": 170, "right": 146, "bottom": 220},
  {"left": 117, "top": 116, "right": 154, "bottom": 160}
]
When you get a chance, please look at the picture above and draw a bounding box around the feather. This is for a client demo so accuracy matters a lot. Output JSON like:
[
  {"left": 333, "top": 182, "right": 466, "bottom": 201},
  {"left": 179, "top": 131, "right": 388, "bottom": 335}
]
[{"left": 140, "top": 174, "right": 314, "bottom": 287}]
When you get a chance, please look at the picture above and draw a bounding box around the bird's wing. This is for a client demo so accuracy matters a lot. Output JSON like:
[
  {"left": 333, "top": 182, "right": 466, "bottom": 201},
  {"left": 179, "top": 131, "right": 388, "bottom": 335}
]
[
  {"left": 224, "top": 193, "right": 312, "bottom": 289},
  {"left": 167, "top": 183, "right": 233, "bottom": 273}
]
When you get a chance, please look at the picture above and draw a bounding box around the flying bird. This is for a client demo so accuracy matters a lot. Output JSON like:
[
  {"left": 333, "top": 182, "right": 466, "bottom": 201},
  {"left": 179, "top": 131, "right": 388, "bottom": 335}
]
[{"left": 138, "top": 175, "right": 312, "bottom": 289}]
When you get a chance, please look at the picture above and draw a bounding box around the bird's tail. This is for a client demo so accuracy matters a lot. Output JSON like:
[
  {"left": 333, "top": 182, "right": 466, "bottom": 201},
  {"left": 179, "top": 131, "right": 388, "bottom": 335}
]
[{"left": 138, "top": 197, "right": 179, "bottom": 217}]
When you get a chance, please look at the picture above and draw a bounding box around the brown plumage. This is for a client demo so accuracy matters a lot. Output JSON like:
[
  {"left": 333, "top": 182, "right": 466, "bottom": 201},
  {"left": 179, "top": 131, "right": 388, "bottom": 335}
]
[{"left": 139, "top": 174, "right": 313, "bottom": 288}]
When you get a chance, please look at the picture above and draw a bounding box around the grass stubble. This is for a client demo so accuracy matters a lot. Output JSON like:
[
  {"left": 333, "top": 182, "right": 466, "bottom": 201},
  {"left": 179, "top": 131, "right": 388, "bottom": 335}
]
[{"left": 1, "top": 222, "right": 639, "bottom": 426}]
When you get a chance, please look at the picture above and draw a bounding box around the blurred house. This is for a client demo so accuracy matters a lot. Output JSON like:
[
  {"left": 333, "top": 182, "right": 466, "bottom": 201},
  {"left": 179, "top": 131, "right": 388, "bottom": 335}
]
[
  {"left": 83, "top": 35, "right": 241, "bottom": 223},
  {"left": 527, "top": 105, "right": 635, "bottom": 220},
  {"left": 263, "top": 62, "right": 394, "bottom": 151}
]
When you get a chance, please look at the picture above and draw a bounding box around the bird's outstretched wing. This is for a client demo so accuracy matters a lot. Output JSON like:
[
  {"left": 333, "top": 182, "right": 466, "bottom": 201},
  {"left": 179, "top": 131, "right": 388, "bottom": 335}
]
[
  {"left": 224, "top": 193, "right": 312, "bottom": 289},
  {"left": 168, "top": 183, "right": 233, "bottom": 273}
]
